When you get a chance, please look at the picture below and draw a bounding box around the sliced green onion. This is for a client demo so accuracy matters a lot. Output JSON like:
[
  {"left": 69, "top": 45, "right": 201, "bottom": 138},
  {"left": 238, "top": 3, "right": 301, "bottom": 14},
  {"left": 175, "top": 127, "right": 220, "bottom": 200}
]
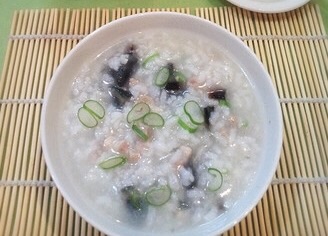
[
  {"left": 143, "top": 112, "right": 165, "bottom": 127},
  {"left": 121, "top": 186, "right": 147, "bottom": 211},
  {"left": 207, "top": 168, "right": 223, "bottom": 191},
  {"left": 99, "top": 155, "right": 126, "bottom": 169},
  {"left": 84, "top": 100, "right": 105, "bottom": 119},
  {"left": 127, "top": 102, "right": 151, "bottom": 123},
  {"left": 142, "top": 52, "right": 159, "bottom": 68},
  {"left": 146, "top": 185, "right": 171, "bottom": 206},
  {"left": 77, "top": 107, "right": 98, "bottom": 128},
  {"left": 174, "top": 71, "right": 187, "bottom": 83},
  {"left": 178, "top": 114, "right": 198, "bottom": 133},
  {"left": 132, "top": 124, "right": 149, "bottom": 141},
  {"left": 184, "top": 100, "right": 204, "bottom": 125},
  {"left": 155, "top": 67, "right": 170, "bottom": 87},
  {"left": 219, "top": 99, "right": 230, "bottom": 108},
  {"left": 240, "top": 120, "right": 249, "bottom": 128}
]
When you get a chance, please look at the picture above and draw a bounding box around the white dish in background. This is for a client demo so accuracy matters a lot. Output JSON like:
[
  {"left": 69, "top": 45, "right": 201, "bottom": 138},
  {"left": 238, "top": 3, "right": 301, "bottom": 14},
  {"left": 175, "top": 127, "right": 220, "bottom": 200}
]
[
  {"left": 41, "top": 12, "right": 283, "bottom": 236},
  {"left": 227, "top": 0, "right": 309, "bottom": 13}
]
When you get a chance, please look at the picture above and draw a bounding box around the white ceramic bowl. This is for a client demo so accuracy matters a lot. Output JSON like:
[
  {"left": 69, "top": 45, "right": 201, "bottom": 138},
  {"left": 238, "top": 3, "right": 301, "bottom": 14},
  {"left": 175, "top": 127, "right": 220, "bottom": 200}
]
[
  {"left": 41, "top": 12, "right": 282, "bottom": 236},
  {"left": 227, "top": 0, "right": 309, "bottom": 13}
]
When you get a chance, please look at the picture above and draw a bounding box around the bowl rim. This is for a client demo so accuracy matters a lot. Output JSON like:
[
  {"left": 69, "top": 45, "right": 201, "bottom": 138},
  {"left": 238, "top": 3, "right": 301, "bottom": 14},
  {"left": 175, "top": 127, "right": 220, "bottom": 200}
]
[{"left": 41, "top": 11, "right": 283, "bottom": 236}]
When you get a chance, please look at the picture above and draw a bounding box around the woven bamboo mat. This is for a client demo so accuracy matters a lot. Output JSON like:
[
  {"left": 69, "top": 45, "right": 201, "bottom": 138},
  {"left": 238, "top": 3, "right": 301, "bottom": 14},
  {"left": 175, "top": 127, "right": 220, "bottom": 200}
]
[{"left": 0, "top": 4, "right": 327, "bottom": 236}]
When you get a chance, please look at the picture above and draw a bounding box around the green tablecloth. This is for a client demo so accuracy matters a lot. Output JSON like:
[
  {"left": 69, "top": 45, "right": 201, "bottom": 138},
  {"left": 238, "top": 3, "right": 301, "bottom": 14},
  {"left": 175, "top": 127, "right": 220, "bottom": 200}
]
[{"left": 0, "top": 0, "right": 327, "bottom": 74}]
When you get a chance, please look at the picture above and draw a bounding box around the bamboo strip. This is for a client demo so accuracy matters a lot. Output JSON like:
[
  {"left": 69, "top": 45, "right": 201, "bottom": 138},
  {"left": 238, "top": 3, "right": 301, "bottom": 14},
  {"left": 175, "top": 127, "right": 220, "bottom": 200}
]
[
  {"left": 207, "top": 7, "right": 214, "bottom": 23},
  {"left": 23, "top": 9, "right": 45, "bottom": 236},
  {"left": 18, "top": 11, "right": 39, "bottom": 235},
  {"left": 89, "top": 8, "right": 96, "bottom": 33},
  {"left": 34, "top": 9, "right": 55, "bottom": 236},
  {"left": 23, "top": 113, "right": 43, "bottom": 235},
  {"left": 79, "top": 216, "right": 86, "bottom": 235},
  {"left": 58, "top": 9, "right": 70, "bottom": 65},
  {"left": 58, "top": 197, "right": 68, "bottom": 235},
  {"left": 74, "top": 212, "right": 81, "bottom": 236},
  {"left": 65, "top": 9, "right": 76, "bottom": 55},
  {"left": 212, "top": 7, "right": 219, "bottom": 26},
  {"left": 235, "top": 8, "right": 245, "bottom": 37},
  {"left": 85, "top": 9, "right": 90, "bottom": 35},
  {"left": 71, "top": 9, "right": 80, "bottom": 49},
  {"left": 49, "top": 9, "right": 62, "bottom": 86},
  {"left": 11, "top": 9, "right": 38, "bottom": 236},
  {"left": 253, "top": 202, "right": 262, "bottom": 235},
  {"left": 95, "top": 8, "right": 100, "bottom": 29},
  {"left": 48, "top": 9, "right": 64, "bottom": 235}
]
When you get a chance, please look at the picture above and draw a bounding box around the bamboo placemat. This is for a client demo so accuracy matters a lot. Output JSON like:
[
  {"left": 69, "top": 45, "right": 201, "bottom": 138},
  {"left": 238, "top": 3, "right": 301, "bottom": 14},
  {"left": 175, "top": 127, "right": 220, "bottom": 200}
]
[{"left": 0, "top": 4, "right": 327, "bottom": 236}]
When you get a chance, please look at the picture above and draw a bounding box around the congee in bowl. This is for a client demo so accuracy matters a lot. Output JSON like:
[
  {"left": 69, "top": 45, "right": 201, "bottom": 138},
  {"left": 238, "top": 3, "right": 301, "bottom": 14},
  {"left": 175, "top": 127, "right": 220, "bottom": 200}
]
[{"left": 41, "top": 12, "right": 282, "bottom": 236}]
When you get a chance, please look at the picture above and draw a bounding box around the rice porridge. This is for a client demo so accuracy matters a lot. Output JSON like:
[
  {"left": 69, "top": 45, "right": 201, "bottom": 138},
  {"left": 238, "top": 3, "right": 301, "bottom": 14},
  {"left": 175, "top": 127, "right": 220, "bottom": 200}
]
[{"left": 62, "top": 29, "right": 264, "bottom": 233}]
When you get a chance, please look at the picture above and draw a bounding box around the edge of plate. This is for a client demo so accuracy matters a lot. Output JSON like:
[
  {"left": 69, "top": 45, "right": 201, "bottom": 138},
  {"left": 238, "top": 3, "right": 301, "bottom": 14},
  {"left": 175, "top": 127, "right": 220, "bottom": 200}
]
[{"left": 227, "top": 0, "right": 310, "bottom": 13}]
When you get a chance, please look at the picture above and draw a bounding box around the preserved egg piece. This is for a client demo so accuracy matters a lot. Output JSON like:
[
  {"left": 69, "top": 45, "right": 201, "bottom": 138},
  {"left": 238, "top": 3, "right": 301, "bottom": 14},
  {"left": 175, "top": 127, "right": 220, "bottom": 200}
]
[
  {"left": 109, "top": 52, "right": 139, "bottom": 87},
  {"left": 178, "top": 200, "right": 190, "bottom": 210},
  {"left": 103, "top": 44, "right": 139, "bottom": 108},
  {"left": 165, "top": 81, "right": 185, "bottom": 95},
  {"left": 174, "top": 146, "right": 197, "bottom": 190},
  {"left": 203, "top": 106, "right": 215, "bottom": 129},
  {"left": 109, "top": 85, "right": 133, "bottom": 108},
  {"left": 104, "top": 44, "right": 139, "bottom": 88},
  {"left": 178, "top": 163, "right": 197, "bottom": 190},
  {"left": 121, "top": 186, "right": 148, "bottom": 222},
  {"left": 208, "top": 89, "right": 226, "bottom": 100},
  {"left": 159, "top": 63, "right": 187, "bottom": 96}
]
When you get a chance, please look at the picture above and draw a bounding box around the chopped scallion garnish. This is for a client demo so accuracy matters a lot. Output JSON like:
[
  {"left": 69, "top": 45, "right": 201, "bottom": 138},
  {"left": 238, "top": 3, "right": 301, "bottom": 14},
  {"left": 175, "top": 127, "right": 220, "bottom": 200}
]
[
  {"left": 77, "top": 100, "right": 105, "bottom": 128},
  {"left": 219, "top": 99, "right": 230, "bottom": 108},
  {"left": 84, "top": 100, "right": 105, "bottom": 119},
  {"left": 99, "top": 155, "right": 126, "bottom": 169},
  {"left": 207, "top": 167, "right": 223, "bottom": 191},
  {"left": 132, "top": 124, "right": 149, "bottom": 141},
  {"left": 127, "top": 102, "right": 151, "bottom": 123},
  {"left": 155, "top": 67, "right": 170, "bottom": 87},
  {"left": 78, "top": 107, "right": 98, "bottom": 128},
  {"left": 174, "top": 71, "right": 187, "bottom": 83},
  {"left": 146, "top": 185, "right": 171, "bottom": 206},
  {"left": 143, "top": 112, "right": 165, "bottom": 127},
  {"left": 184, "top": 100, "right": 204, "bottom": 125},
  {"left": 178, "top": 114, "right": 198, "bottom": 133},
  {"left": 142, "top": 52, "right": 160, "bottom": 68}
]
